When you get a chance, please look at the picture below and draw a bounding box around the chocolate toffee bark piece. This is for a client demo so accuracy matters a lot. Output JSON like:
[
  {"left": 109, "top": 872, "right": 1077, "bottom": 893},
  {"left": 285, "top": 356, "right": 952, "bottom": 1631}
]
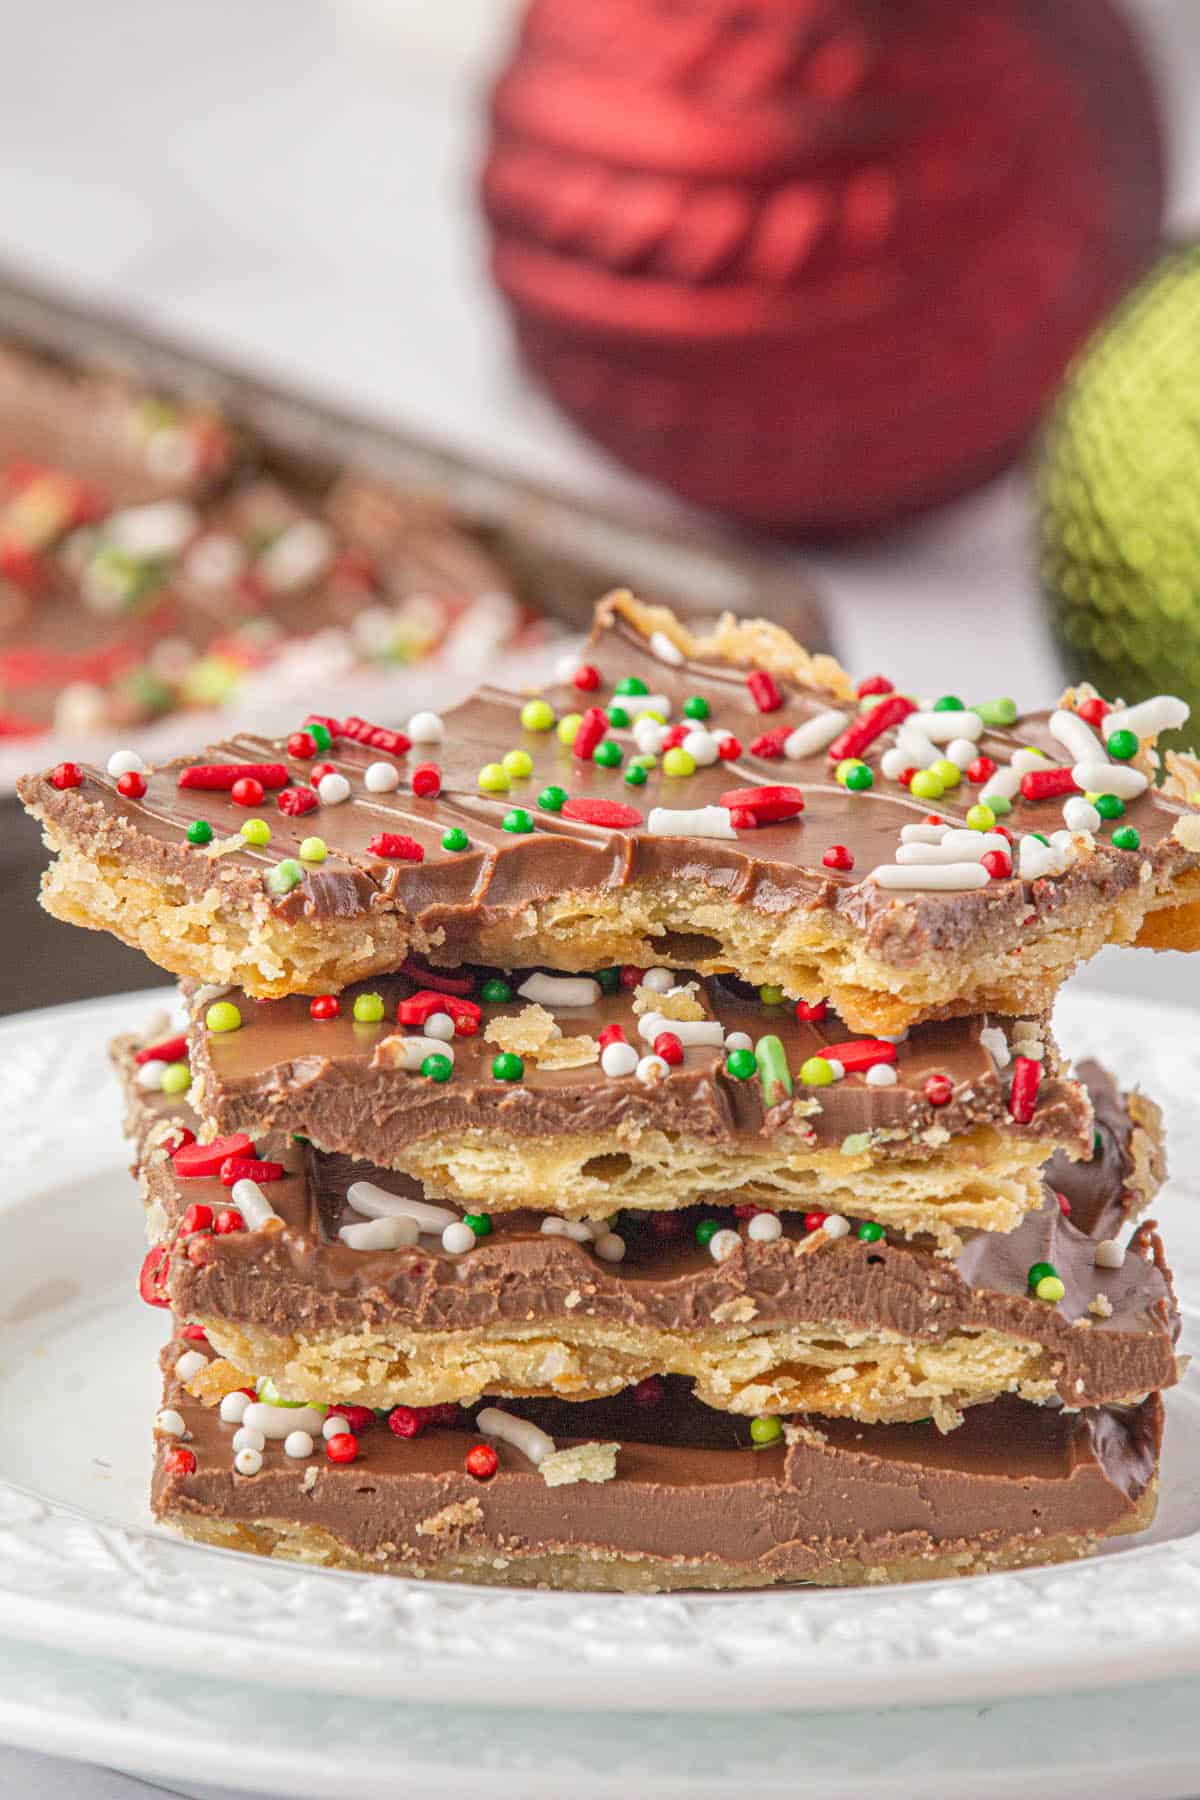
[
  {"left": 185, "top": 966, "right": 1091, "bottom": 1240},
  {"left": 118, "top": 1039, "right": 1177, "bottom": 1423},
  {"left": 21, "top": 592, "right": 1200, "bottom": 1024},
  {"left": 1047, "top": 1059, "right": 1165, "bottom": 1240},
  {"left": 154, "top": 1342, "right": 1163, "bottom": 1591}
]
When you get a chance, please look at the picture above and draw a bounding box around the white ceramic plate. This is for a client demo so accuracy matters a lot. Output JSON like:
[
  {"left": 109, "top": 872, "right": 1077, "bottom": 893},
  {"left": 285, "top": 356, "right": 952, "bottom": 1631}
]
[{"left": 0, "top": 985, "right": 1197, "bottom": 1730}]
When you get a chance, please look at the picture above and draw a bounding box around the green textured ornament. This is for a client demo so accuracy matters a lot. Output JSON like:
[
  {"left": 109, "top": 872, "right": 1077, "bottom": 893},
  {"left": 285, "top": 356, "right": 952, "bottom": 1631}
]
[{"left": 1038, "top": 247, "right": 1200, "bottom": 742}]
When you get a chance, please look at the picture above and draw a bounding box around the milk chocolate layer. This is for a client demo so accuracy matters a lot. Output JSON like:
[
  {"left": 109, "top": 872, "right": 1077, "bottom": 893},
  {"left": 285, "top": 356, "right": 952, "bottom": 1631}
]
[
  {"left": 185, "top": 965, "right": 1090, "bottom": 1176},
  {"left": 22, "top": 593, "right": 1200, "bottom": 1014},
  {"left": 121, "top": 1043, "right": 1178, "bottom": 1416},
  {"left": 153, "top": 1341, "right": 1163, "bottom": 1590}
]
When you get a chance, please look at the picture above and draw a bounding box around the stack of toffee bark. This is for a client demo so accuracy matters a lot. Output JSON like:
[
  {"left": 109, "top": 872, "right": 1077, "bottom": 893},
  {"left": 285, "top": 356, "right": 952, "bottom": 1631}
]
[{"left": 20, "top": 593, "right": 1200, "bottom": 1589}]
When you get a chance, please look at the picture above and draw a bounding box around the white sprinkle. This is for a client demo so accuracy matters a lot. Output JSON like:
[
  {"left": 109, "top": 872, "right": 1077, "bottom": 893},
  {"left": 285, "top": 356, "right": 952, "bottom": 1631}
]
[
  {"left": 636, "top": 1054, "right": 669, "bottom": 1085},
  {"left": 155, "top": 1409, "right": 186, "bottom": 1437},
  {"left": 723, "top": 1031, "right": 753, "bottom": 1052},
  {"left": 821, "top": 1214, "right": 851, "bottom": 1240},
  {"left": 1095, "top": 1239, "right": 1126, "bottom": 1269},
  {"left": 339, "top": 1215, "right": 420, "bottom": 1251},
  {"left": 174, "top": 1350, "right": 206, "bottom": 1383},
  {"left": 540, "top": 1217, "right": 594, "bottom": 1241},
  {"left": 387, "top": 1035, "right": 457, "bottom": 1072},
  {"left": 243, "top": 1402, "right": 325, "bottom": 1440},
  {"left": 231, "top": 1179, "right": 276, "bottom": 1229},
  {"left": 1105, "top": 696, "right": 1189, "bottom": 740},
  {"left": 555, "top": 651, "right": 581, "bottom": 683},
  {"left": 518, "top": 972, "right": 602, "bottom": 1008},
  {"left": 1019, "top": 835, "right": 1065, "bottom": 880},
  {"left": 442, "top": 1222, "right": 477, "bottom": 1255},
  {"left": 108, "top": 499, "right": 196, "bottom": 559},
  {"left": 709, "top": 1228, "right": 742, "bottom": 1264},
  {"left": 647, "top": 805, "right": 737, "bottom": 840},
  {"left": 364, "top": 760, "right": 401, "bottom": 793},
  {"left": 600, "top": 1040, "right": 639, "bottom": 1078},
  {"left": 747, "top": 1213, "right": 782, "bottom": 1242},
  {"left": 648, "top": 630, "right": 684, "bottom": 666},
  {"left": 233, "top": 1426, "right": 266, "bottom": 1454},
  {"left": 980, "top": 1025, "right": 1011, "bottom": 1070},
  {"left": 595, "top": 1232, "right": 626, "bottom": 1263},
  {"left": 638, "top": 1013, "right": 725, "bottom": 1047},
  {"left": 895, "top": 725, "right": 941, "bottom": 768},
  {"left": 881, "top": 747, "right": 914, "bottom": 781},
  {"left": 826, "top": 1060, "right": 845, "bottom": 1081},
  {"left": 1072, "top": 761, "right": 1149, "bottom": 800},
  {"left": 477, "top": 1406, "right": 556, "bottom": 1467},
  {"left": 259, "top": 519, "right": 333, "bottom": 590},
  {"left": 323, "top": 1415, "right": 351, "bottom": 1441},
  {"left": 135, "top": 1060, "right": 168, "bottom": 1091},
  {"left": 1011, "top": 749, "right": 1050, "bottom": 775},
  {"left": 633, "top": 717, "right": 667, "bottom": 755},
  {"left": 900, "top": 822, "right": 949, "bottom": 845},
  {"left": 944, "top": 737, "right": 980, "bottom": 770},
  {"left": 284, "top": 1431, "right": 315, "bottom": 1459},
  {"left": 317, "top": 772, "right": 351, "bottom": 806},
  {"left": 908, "top": 710, "right": 984, "bottom": 743},
  {"left": 895, "top": 834, "right": 1006, "bottom": 866},
  {"left": 346, "top": 1181, "right": 458, "bottom": 1231},
  {"left": 865, "top": 1063, "right": 897, "bottom": 1087},
  {"left": 783, "top": 709, "right": 848, "bottom": 759},
  {"left": 234, "top": 1447, "right": 263, "bottom": 1477},
  {"left": 194, "top": 983, "right": 232, "bottom": 1007},
  {"left": 1050, "top": 708, "right": 1104, "bottom": 765},
  {"left": 633, "top": 694, "right": 672, "bottom": 720},
  {"left": 1063, "top": 797, "right": 1101, "bottom": 834},
  {"left": 106, "top": 748, "right": 146, "bottom": 778},
  {"left": 682, "top": 729, "right": 720, "bottom": 767},
  {"left": 870, "top": 863, "right": 990, "bottom": 891},
  {"left": 219, "top": 1391, "right": 251, "bottom": 1425},
  {"left": 407, "top": 710, "right": 445, "bottom": 744},
  {"left": 980, "top": 765, "right": 1022, "bottom": 806},
  {"left": 424, "top": 1012, "right": 455, "bottom": 1042},
  {"left": 642, "top": 967, "right": 675, "bottom": 993}
]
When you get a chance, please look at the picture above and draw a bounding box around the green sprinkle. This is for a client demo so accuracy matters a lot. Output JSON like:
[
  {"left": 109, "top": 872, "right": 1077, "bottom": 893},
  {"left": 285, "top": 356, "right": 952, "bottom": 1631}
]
[
  {"left": 298, "top": 835, "right": 327, "bottom": 863},
  {"left": 502, "top": 748, "right": 533, "bottom": 780},
  {"left": 519, "top": 699, "right": 555, "bottom": 732},
  {"left": 1095, "top": 793, "right": 1125, "bottom": 820},
  {"left": 615, "top": 676, "right": 648, "bottom": 697},
  {"left": 725, "top": 1048, "right": 757, "bottom": 1081},
  {"left": 256, "top": 1377, "right": 309, "bottom": 1408},
  {"left": 353, "top": 993, "right": 385, "bottom": 1024},
  {"left": 988, "top": 793, "right": 1012, "bottom": 816},
  {"left": 1027, "top": 1260, "right": 1057, "bottom": 1291},
  {"left": 1030, "top": 832, "right": 1050, "bottom": 846},
  {"left": 1093, "top": 1128, "right": 1103, "bottom": 1155},
  {"left": 307, "top": 722, "right": 332, "bottom": 753},
  {"left": 186, "top": 819, "right": 213, "bottom": 846},
  {"left": 478, "top": 762, "right": 509, "bottom": 793},
  {"left": 481, "top": 979, "right": 512, "bottom": 1004},
  {"left": 975, "top": 698, "right": 1018, "bottom": 728},
  {"left": 624, "top": 763, "right": 648, "bottom": 787},
  {"left": 492, "top": 1052, "right": 524, "bottom": 1082},
  {"left": 694, "top": 1218, "right": 721, "bottom": 1247},
  {"left": 538, "top": 784, "right": 567, "bottom": 812},
  {"left": 909, "top": 770, "right": 943, "bottom": 801},
  {"left": 758, "top": 985, "right": 785, "bottom": 1006},
  {"left": 464, "top": 1213, "right": 492, "bottom": 1237},
  {"left": 240, "top": 818, "right": 271, "bottom": 846},
  {"left": 799, "top": 1055, "right": 835, "bottom": 1087},
  {"left": 1106, "top": 728, "right": 1139, "bottom": 761},
  {"left": 442, "top": 826, "right": 470, "bottom": 852},
  {"left": 593, "top": 739, "right": 623, "bottom": 768},
  {"left": 750, "top": 1416, "right": 783, "bottom": 1446},
  {"left": 840, "top": 1133, "right": 871, "bottom": 1156},
  {"left": 683, "top": 695, "right": 710, "bottom": 721},
  {"left": 160, "top": 1062, "right": 191, "bottom": 1095},
  {"left": 933, "top": 695, "right": 964, "bottom": 712},
  {"left": 502, "top": 807, "right": 534, "bottom": 833},
  {"left": 1035, "top": 1274, "right": 1066, "bottom": 1303},
  {"left": 630, "top": 753, "right": 657, "bottom": 771},
  {"left": 857, "top": 1220, "right": 885, "bottom": 1243},
  {"left": 206, "top": 1001, "right": 241, "bottom": 1034},
  {"left": 1112, "top": 825, "right": 1140, "bottom": 851},
  {"left": 594, "top": 967, "right": 621, "bottom": 994},
  {"left": 844, "top": 761, "right": 873, "bottom": 791},
  {"left": 420, "top": 1053, "right": 453, "bottom": 1083},
  {"left": 266, "top": 858, "right": 303, "bottom": 894},
  {"left": 754, "top": 1034, "right": 793, "bottom": 1106},
  {"left": 606, "top": 705, "right": 630, "bottom": 728},
  {"left": 556, "top": 713, "right": 581, "bottom": 747}
]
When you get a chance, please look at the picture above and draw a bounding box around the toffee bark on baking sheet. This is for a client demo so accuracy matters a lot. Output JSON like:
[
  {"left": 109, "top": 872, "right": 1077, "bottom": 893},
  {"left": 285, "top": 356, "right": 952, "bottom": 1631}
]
[
  {"left": 153, "top": 1343, "right": 1163, "bottom": 1591},
  {"left": 120, "top": 1039, "right": 1178, "bottom": 1421},
  {"left": 20, "top": 592, "right": 1200, "bottom": 1024}
]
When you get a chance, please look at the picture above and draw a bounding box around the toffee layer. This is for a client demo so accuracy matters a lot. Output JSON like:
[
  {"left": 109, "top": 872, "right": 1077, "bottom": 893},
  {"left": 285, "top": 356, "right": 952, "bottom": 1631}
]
[
  {"left": 154, "top": 1343, "right": 1163, "bottom": 1592},
  {"left": 23, "top": 593, "right": 1200, "bottom": 1027},
  {"left": 120, "top": 1041, "right": 1177, "bottom": 1421}
]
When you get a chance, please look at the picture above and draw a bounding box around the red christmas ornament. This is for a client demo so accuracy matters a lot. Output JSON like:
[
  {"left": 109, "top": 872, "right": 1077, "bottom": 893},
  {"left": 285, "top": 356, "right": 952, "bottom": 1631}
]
[{"left": 481, "top": 0, "right": 1164, "bottom": 534}]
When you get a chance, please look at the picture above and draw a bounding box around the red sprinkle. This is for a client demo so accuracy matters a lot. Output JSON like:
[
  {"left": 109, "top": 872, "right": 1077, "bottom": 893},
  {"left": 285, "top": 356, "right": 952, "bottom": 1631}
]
[
  {"left": 161, "top": 1126, "right": 195, "bottom": 1155},
  {"left": 823, "top": 844, "right": 853, "bottom": 871},
  {"left": 219, "top": 1156, "right": 285, "bottom": 1186},
  {"left": 820, "top": 1038, "right": 897, "bottom": 1074},
  {"left": 399, "top": 961, "right": 475, "bottom": 995},
  {"left": 856, "top": 674, "right": 894, "bottom": 698},
  {"left": 277, "top": 786, "right": 319, "bottom": 817},
  {"left": 1077, "top": 697, "right": 1110, "bottom": 727},
  {"left": 466, "top": 1443, "right": 499, "bottom": 1481},
  {"left": 1008, "top": 1055, "right": 1042, "bottom": 1124},
  {"left": 718, "top": 784, "right": 805, "bottom": 824},
  {"left": 747, "top": 669, "right": 784, "bottom": 713},
  {"left": 631, "top": 1376, "right": 666, "bottom": 1407},
  {"left": 981, "top": 850, "right": 1013, "bottom": 880},
  {"left": 309, "top": 761, "right": 338, "bottom": 788},
  {"left": 749, "top": 725, "right": 791, "bottom": 758},
  {"left": 138, "top": 1246, "right": 171, "bottom": 1309},
  {"left": 135, "top": 1033, "right": 188, "bottom": 1066},
  {"left": 1056, "top": 1191, "right": 1072, "bottom": 1217},
  {"left": 163, "top": 1446, "right": 196, "bottom": 1478},
  {"left": 341, "top": 715, "right": 410, "bottom": 757},
  {"left": 728, "top": 808, "right": 757, "bottom": 829},
  {"left": 172, "top": 1133, "right": 255, "bottom": 1180},
  {"left": 397, "top": 991, "right": 482, "bottom": 1034},
  {"left": 367, "top": 833, "right": 425, "bottom": 862},
  {"left": 924, "top": 1073, "right": 953, "bottom": 1107},
  {"left": 287, "top": 730, "right": 316, "bottom": 759},
  {"left": 310, "top": 995, "right": 340, "bottom": 1020},
  {"left": 716, "top": 734, "right": 741, "bottom": 760},
  {"left": 572, "top": 663, "right": 600, "bottom": 691},
  {"left": 653, "top": 1031, "right": 684, "bottom": 1066},
  {"left": 213, "top": 1209, "right": 245, "bottom": 1235},
  {"left": 618, "top": 966, "right": 646, "bottom": 989},
  {"left": 733, "top": 1203, "right": 765, "bottom": 1219},
  {"left": 180, "top": 1203, "right": 213, "bottom": 1235},
  {"left": 804, "top": 1211, "right": 828, "bottom": 1233},
  {"left": 50, "top": 761, "right": 83, "bottom": 790},
  {"left": 660, "top": 724, "right": 688, "bottom": 751},
  {"left": 1020, "top": 767, "right": 1078, "bottom": 801},
  {"left": 966, "top": 756, "right": 996, "bottom": 785},
  {"left": 827, "top": 694, "right": 916, "bottom": 764},
  {"left": 561, "top": 797, "right": 644, "bottom": 829},
  {"left": 178, "top": 763, "right": 288, "bottom": 791},
  {"left": 795, "top": 1000, "right": 827, "bottom": 1022},
  {"left": 304, "top": 714, "right": 341, "bottom": 740},
  {"left": 325, "top": 1432, "right": 358, "bottom": 1465},
  {"left": 116, "top": 770, "right": 146, "bottom": 800},
  {"left": 597, "top": 1024, "right": 627, "bottom": 1048},
  {"left": 411, "top": 762, "right": 441, "bottom": 799},
  {"left": 326, "top": 1403, "right": 374, "bottom": 1434},
  {"left": 230, "top": 776, "right": 264, "bottom": 808},
  {"left": 181, "top": 1323, "right": 208, "bottom": 1342},
  {"left": 572, "top": 707, "right": 608, "bottom": 761},
  {"left": 388, "top": 1405, "right": 428, "bottom": 1439},
  {"left": 649, "top": 1211, "right": 683, "bottom": 1240}
]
